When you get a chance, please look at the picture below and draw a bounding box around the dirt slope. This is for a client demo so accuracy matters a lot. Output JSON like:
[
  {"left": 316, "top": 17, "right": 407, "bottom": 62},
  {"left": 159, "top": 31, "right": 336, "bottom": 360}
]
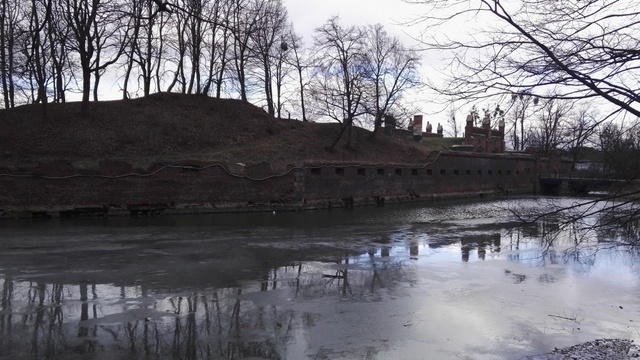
[{"left": 0, "top": 93, "right": 441, "bottom": 169}]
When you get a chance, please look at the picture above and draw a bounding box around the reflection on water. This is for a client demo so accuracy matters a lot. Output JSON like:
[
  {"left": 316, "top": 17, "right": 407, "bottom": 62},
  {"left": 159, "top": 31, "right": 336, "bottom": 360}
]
[
  {"left": 0, "top": 257, "right": 412, "bottom": 359},
  {"left": 1, "top": 197, "right": 640, "bottom": 359}
]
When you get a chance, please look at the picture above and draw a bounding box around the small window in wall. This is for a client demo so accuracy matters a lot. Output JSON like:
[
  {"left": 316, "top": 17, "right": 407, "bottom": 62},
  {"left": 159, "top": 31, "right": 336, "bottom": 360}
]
[
  {"left": 377, "top": 168, "right": 385, "bottom": 176},
  {"left": 411, "top": 169, "right": 418, "bottom": 176},
  {"left": 440, "top": 169, "right": 446, "bottom": 176},
  {"left": 488, "top": 170, "right": 493, "bottom": 175},
  {"left": 506, "top": 170, "right": 511, "bottom": 176},
  {"left": 466, "top": 170, "right": 471, "bottom": 176},
  {"left": 310, "top": 168, "right": 321, "bottom": 175},
  {"left": 516, "top": 170, "right": 520, "bottom": 175},
  {"left": 453, "top": 170, "right": 459, "bottom": 176},
  {"left": 526, "top": 168, "right": 531, "bottom": 174},
  {"left": 395, "top": 168, "right": 402, "bottom": 176},
  {"left": 497, "top": 170, "right": 503, "bottom": 176},
  {"left": 335, "top": 168, "right": 345, "bottom": 176},
  {"left": 427, "top": 169, "right": 433, "bottom": 176},
  {"left": 477, "top": 170, "right": 482, "bottom": 176},
  {"left": 357, "top": 168, "right": 366, "bottom": 176}
]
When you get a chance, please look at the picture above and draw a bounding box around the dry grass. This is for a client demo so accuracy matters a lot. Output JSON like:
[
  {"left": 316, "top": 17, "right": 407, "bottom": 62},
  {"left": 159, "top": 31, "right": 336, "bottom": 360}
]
[{"left": 0, "top": 93, "right": 443, "bottom": 170}]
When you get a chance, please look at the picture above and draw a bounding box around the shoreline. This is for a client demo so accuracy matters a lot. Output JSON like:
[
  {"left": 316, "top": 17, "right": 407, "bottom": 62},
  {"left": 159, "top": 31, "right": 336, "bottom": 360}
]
[{"left": 0, "top": 189, "right": 527, "bottom": 220}]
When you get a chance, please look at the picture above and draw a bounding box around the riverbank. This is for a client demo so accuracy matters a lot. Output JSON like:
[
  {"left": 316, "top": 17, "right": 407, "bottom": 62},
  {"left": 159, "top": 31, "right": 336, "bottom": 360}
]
[{"left": 1, "top": 94, "right": 573, "bottom": 218}]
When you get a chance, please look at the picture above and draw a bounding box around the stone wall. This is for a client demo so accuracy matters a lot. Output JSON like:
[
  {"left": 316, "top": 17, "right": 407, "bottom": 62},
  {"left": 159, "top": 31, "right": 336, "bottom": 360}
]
[
  {"left": 302, "top": 152, "right": 538, "bottom": 204},
  {"left": 0, "top": 151, "right": 571, "bottom": 218}
]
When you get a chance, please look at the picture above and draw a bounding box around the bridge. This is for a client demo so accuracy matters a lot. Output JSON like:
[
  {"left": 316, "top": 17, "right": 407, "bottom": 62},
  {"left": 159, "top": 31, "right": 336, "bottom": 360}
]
[{"left": 538, "top": 176, "right": 627, "bottom": 195}]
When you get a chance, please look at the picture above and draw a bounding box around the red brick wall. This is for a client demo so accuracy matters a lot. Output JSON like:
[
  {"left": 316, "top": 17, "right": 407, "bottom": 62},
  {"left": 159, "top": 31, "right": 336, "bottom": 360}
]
[{"left": 0, "top": 152, "right": 543, "bottom": 216}]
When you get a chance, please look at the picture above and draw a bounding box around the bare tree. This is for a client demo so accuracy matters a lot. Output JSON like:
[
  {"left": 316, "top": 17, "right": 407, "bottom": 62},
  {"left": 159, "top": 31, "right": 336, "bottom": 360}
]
[
  {"left": 0, "top": 0, "right": 7, "bottom": 108},
  {"left": 46, "top": 0, "right": 72, "bottom": 103},
  {"left": 59, "top": 0, "right": 127, "bottom": 116},
  {"left": 121, "top": 0, "right": 143, "bottom": 99},
  {"left": 20, "top": 0, "right": 52, "bottom": 118},
  {"left": 505, "top": 91, "right": 538, "bottom": 151},
  {"left": 598, "top": 122, "right": 640, "bottom": 179},
  {"left": 408, "top": 0, "right": 640, "bottom": 120},
  {"left": 528, "top": 97, "right": 573, "bottom": 155},
  {"left": 212, "top": 0, "right": 231, "bottom": 98},
  {"left": 229, "top": 0, "right": 264, "bottom": 102},
  {"left": 286, "top": 28, "right": 308, "bottom": 121},
  {"left": 184, "top": 0, "right": 205, "bottom": 94},
  {"left": 165, "top": 7, "right": 188, "bottom": 93},
  {"left": 446, "top": 101, "right": 459, "bottom": 137},
  {"left": 201, "top": 0, "right": 229, "bottom": 98},
  {"left": 145, "top": 0, "right": 234, "bottom": 97},
  {"left": 91, "top": 0, "right": 128, "bottom": 102},
  {"left": 363, "top": 23, "right": 420, "bottom": 137},
  {"left": 565, "top": 104, "right": 601, "bottom": 166},
  {"left": 250, "top": 0, "right": 287, "bottom": 116},
  {"left": 311, "top": 16, "right": 368, "bottom": 151},
  {"left": 0, "top": 0, "right": 21, "bottom": 108}
]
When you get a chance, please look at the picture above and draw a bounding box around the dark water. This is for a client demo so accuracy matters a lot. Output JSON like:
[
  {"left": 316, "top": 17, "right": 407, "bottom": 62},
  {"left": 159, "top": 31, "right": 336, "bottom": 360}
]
[{"left": 1, "top": 197, "right": 639, "bottom": 359}]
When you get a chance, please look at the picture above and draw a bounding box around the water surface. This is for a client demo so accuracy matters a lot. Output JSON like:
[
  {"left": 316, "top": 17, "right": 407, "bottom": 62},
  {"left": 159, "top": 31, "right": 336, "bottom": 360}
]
[{"left": 1, "top": 197, "right": 639, "bottom": 359}]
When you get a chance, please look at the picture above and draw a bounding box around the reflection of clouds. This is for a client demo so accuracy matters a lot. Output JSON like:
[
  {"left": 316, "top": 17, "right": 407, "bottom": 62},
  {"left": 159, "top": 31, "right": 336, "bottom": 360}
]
[
  {"left": 1, "top": 197, "right": 639, "bottom": 358},
  {"left": 1, "top": 280, "right": 299, "bottom": 359},
  {"left": 0, "top": 251, "right": 417, "bottom": 359}
]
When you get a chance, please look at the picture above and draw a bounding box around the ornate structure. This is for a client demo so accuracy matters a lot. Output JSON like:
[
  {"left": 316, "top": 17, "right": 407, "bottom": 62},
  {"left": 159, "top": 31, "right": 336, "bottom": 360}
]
[{"left": 463, "top": 113, "right": 505, "bottom": 153}]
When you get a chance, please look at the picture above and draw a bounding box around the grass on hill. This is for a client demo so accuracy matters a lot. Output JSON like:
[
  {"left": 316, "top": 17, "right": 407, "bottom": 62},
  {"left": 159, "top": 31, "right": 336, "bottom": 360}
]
[{"left": 0, "top": 93, "right": 447, "bottom": 170}]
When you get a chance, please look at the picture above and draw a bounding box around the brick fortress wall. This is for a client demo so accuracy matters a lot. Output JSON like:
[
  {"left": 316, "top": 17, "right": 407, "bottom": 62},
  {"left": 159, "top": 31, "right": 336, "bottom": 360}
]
[{"left": 0, "top": 152, "right": 571, "bottom": 218}]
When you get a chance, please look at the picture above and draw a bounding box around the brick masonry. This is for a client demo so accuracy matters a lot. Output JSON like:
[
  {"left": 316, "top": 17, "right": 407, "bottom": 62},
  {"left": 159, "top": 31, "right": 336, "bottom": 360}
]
[{"left": 0, "top": 151, "right": 571, "bottom": 218}]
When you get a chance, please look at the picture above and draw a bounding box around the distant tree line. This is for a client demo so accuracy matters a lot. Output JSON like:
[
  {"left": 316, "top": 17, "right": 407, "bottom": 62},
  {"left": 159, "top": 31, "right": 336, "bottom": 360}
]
[{"left": 0, "top": 0, "right": 420, "bottom": 146}]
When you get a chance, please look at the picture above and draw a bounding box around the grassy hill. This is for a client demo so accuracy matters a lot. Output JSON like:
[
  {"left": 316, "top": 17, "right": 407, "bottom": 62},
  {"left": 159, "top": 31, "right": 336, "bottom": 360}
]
[{"left": 0, "top": 93, "right": 445, "bottom": 170}]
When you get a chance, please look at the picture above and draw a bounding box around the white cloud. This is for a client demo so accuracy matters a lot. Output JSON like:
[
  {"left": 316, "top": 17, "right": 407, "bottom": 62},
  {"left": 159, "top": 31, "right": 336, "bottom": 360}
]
[{"left": 285, "top": 0, "right": 419, "bottom": 44}]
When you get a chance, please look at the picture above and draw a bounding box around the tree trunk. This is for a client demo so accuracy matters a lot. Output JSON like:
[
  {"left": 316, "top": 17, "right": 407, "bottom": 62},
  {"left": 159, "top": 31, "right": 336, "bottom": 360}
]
[
  {"left": 30, "top": 0, "right": 48, "bottom": 119},
  {"left": 215, "top": 31, "right": 229, "bottom": 99},
  {"left": 0, "top": 0, "right": 9, "bottom": 109},
  {"left": 263, "top": 58, "right": 273, "bottom": 115},
  {"left": 237, "top": 57, "right": 247, "bottom": 101},
  {"left": 297, "top": 67, "right": 306, "bottom": 121},
  {"left": 81, "top": 67, "right": 91, "bottom": 117},
  {"left": 122, "top": 2, "right": 141, "bottom": 100}
]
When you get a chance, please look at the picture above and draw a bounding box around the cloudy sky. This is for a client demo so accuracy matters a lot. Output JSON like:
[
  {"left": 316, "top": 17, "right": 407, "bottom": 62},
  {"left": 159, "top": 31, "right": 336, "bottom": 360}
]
[
  {"left": 285, "top": 0, "right": 458, "bottom": 125},
  {"left": 285, "top": 0, "right": 421, "bottom": 42},
  {"left": 284, "top": 0, "right": 492, "bottom": 129}
]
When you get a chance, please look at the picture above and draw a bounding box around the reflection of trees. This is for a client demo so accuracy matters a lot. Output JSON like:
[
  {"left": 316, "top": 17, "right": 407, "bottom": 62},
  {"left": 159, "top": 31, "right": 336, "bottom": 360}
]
[
  {"left": 502, "top": 212, "right": 617, "bottom": 270},
  {"left": 0, "top": 281, "right": 291, "bottom": 359},
  {"left": 323, "top": 258, "right": 353, "bottom": 297},
  {"left": 597, "top": 211, "right": 640, "bottom": 246},
  {"left": 318, "top": 252, "right": 410, "bottom": 299},
  {"left": 1, "top": 276, "right": 13, "bottom": 353},
  {"left": 509, "top": 197, "right": 640, "bottom": 249},
  {"left": 321, "top": 255, "right": 387, "bottom": 296},
  {"left": 0, "top": 251, "right": 413, "bottom": 360},
  {"left": 0, "top": 239, "right": 416, "bottom": 359}
]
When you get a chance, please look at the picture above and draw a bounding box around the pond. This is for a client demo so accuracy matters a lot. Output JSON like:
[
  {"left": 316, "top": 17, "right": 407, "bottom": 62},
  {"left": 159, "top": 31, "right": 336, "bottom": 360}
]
[{"left": 0, "top": 197, "right": 639, "bottom": 359}]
